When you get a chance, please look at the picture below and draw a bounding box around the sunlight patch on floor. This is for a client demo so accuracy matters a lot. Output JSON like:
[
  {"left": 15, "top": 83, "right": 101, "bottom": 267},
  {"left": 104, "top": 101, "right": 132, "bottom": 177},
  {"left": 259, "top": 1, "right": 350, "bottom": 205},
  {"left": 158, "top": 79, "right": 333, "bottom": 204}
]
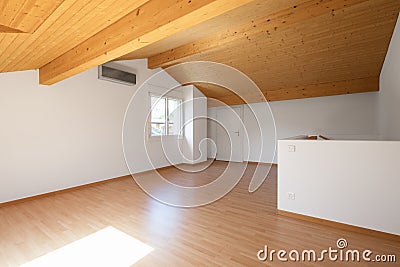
[{"left": 21, "top": 226, "right": 153, "bottom": 267}]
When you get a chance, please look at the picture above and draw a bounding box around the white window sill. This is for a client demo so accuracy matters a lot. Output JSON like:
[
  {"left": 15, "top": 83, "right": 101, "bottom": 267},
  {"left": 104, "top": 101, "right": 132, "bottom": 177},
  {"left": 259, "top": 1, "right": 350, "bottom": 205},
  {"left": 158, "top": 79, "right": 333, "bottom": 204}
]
[{"left": 147, "top": 135, "right": 183, "bottom": 142}]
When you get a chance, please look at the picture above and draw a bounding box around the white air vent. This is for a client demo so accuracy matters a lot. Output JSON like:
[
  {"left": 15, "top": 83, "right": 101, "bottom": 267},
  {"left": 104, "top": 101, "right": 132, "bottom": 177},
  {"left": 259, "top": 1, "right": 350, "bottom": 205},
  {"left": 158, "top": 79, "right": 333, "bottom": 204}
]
[{"left": 98, "top": 65, "right": 136, "bottom": 86}]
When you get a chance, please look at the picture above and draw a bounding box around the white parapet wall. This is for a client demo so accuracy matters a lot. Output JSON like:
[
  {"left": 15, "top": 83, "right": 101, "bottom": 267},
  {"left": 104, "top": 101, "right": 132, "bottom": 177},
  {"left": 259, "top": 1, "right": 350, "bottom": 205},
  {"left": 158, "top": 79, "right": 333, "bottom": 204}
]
[{"left": 278, "top": 138, "right": 400, "bottom": 235}]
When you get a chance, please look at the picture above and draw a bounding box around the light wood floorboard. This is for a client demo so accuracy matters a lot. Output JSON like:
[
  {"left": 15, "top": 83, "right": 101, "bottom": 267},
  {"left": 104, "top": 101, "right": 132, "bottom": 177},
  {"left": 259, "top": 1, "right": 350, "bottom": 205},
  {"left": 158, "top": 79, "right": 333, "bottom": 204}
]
[{"left": 0, "top": 161, "right": 398, "bottom": 266}]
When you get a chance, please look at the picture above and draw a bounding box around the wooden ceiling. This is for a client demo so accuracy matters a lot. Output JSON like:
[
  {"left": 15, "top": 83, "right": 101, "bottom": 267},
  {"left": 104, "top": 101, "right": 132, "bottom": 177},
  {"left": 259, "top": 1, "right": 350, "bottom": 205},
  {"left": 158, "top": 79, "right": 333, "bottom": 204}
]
[
  {"left": 0, "top": 0, "right": 150, "bottom": 71},
  {"left": 120, "top": 0, "right": 400, "bottom": 104},
  {"left": 0, "top": 0, "right": 63, "bottom": 33},
  {"left": 0, "top": 0, "right": 254, "bottom": 83},
  {"left": 0, "top": 0, "right": 399, "bottom": 104}
]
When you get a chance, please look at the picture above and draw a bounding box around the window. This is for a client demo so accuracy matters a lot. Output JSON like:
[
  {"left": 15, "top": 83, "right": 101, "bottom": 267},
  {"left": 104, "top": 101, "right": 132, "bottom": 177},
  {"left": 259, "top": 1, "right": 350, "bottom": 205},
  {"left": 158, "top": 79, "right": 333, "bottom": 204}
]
[{"left": 150, "top": 95, "right": 182, "bottom": 137}]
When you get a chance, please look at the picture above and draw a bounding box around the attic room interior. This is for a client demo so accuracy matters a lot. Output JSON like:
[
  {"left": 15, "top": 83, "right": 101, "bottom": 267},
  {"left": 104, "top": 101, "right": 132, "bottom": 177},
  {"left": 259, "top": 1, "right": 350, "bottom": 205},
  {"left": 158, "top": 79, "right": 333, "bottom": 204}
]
[{"left": 1, "top": 0, "right": 400, "bottom": 266}]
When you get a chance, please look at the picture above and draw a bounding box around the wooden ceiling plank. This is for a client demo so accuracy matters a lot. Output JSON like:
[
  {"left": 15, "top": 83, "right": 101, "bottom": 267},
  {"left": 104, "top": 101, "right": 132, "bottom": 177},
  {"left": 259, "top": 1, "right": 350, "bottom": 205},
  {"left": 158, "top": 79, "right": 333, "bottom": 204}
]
[
  {"left": 0, "top": 35, "right": 20, "bottom": 66},
  {"left": 0, "top": 0, "right": 64, "bottom": 34},
  {"left": 117, "top": 0, "right": 304, "bottom": 60},
  {"left": 0, "top": 0, "right": 80, "bottom": 71},
  {"left": 120, "top": 0, "right": 399, "bottom": 62},
  {"left": 205, "top": 76, "right": 378, "bottom": 105},
  {"left": 254, "top": 71, "right": 378, "bottom": 90},
  {"left": 39, "top": 0, "right": 255, "bottom": 85},
  {"left": 0, "top": 0, "right": 26, "bottom": 29},
  {"left": 14, "top": 0, "right": 151, "bottom": 71},
  {"left": 3, "top": 0, "right": 115, "bottom": 71},
  {"left": 5, "top": 0, "right": 131, "bottom": 71},
  {"left": 1, "top": 0, "right": 145, "bottom": 71},
  {"left": 263, "top": 76, "right": 379, "bottom": 102},
  {"left": 0, "top": 0, "right": 156, "bottom": 73},
  {"left": 168, "top": 29, "right": 391, "bottom": 67},
  {"left": 251, "top": 53, "right": 385, "bottom": 80},
  {"left": 222, "top": 38, "right": 391, "bottom": 74},
  {"left": 0, "top": 34, "right": 26, "bottom": 70},
  {"left": 162, "top": 46, "right": 386, "bottom": 89},
  {"left": 12, "top": 0, "right": 65, "bottom": 33},
  {"left": 168, "top": 43, "right": 384, "bottom": 91},
  {"left": 9, "top": 0, "right": 40, "bottom": 32},
  {"left": 0, "top": 1, "right": 7, "bottom": 15},
  {"left": 194, "top": 83, "right": 241, "bottom": 98},
  {"left": 147, "top": 0, "right": 370, "bottom": 69},
  {"left": 156, "top": 0, "right": 398, "bottom": 70},
  {"left": 186, "top": 30, "right": 391, "bottom": 67},
  {"left": 160, "top": 0, "right": 398, "bottom": 94}
]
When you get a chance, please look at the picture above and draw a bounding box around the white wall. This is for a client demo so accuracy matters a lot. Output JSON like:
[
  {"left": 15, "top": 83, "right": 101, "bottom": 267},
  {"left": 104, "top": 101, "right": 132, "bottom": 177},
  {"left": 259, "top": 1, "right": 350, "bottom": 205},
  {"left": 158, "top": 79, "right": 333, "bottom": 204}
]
[
  {"left": 0, "top": 59, "right": 207, "bottom": 202},
  {"left": 207, "top": 107, "right": 217, "bottom": 159},
  {"left": 379, "top": 14, "right": 400, "bottom": 140},
  {"left": 270, "top": 93, "right": 380, "bottom": 140},
  {"left": 192, "top": 87, "right": 208, "bottom": 163},
  {"left": 0, "top": 67, "right": 132, "bottom": 202},
  {"left": 278, "top": 139, "right": 400, "bottom": 235},
  {"left": 208, "top": 92, "right": 380, "bottom": 163},
  {"left": 182, "top": 85, "right": 195, "bottom": 163}
]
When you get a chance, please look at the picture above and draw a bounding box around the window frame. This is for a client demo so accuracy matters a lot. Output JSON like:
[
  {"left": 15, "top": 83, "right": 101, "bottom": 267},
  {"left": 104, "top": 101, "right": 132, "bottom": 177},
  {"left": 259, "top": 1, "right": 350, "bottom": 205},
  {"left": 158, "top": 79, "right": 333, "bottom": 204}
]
[{"left": 149, "top": 93, "right": 183, "bottom": 139}]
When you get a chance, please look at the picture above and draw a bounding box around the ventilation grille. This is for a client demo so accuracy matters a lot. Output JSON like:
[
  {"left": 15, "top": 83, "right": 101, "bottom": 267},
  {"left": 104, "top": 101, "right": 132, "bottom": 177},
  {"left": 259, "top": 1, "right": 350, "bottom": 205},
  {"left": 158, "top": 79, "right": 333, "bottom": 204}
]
[{"left": 98, "top": 65, "right": 136, "bottom": 86}]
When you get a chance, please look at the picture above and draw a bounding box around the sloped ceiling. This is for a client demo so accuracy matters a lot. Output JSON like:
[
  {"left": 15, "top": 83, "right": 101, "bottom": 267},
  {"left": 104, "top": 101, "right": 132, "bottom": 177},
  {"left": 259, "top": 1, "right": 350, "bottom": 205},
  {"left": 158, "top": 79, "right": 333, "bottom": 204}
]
[
  {"left": 0, "top": 0, "right": 399, "bottom": 105},
  {"left": 0, "top": 0, "right": 254, "bottom": 84},
  {"left": 119, "top": 0, "right": 400, "bottom": 104}
]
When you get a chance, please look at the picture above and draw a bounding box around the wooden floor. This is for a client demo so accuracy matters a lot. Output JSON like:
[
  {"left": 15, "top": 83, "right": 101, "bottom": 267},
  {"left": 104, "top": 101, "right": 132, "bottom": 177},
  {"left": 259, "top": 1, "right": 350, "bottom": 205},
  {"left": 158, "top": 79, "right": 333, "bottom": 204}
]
[{"left": 0, "top": 161, "right": 398, "bottom": 266}]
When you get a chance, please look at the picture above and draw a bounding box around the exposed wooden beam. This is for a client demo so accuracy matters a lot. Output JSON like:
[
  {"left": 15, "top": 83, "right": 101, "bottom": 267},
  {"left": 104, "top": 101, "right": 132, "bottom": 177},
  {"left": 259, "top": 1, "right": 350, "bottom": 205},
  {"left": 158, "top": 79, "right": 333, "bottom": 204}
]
[
  {"left": 39, "top": 0, "right": 255, "bottom": 85},
  {"left": 147, "top": 0, "right": 369, "bottom": 69}
]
